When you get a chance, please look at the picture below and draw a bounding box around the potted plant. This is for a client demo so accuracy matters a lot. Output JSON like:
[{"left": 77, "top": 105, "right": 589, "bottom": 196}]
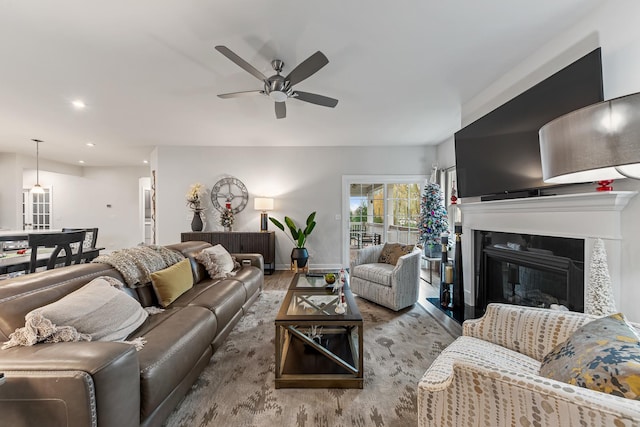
[{"left": 269, "top": 212, "right": 316, "bottom": 269}]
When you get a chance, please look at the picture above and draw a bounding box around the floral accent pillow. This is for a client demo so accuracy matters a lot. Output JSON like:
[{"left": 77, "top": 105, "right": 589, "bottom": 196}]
[
  {"left": 378, "top": 243, "right": 414, "bottom": 266},
  {"left": 539, "top": 312, "right": 640, "bottom": 400}
]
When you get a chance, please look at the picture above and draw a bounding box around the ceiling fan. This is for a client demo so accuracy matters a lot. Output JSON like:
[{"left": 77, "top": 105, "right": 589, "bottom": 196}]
[{"left": 215, "top": 45, "right": 338, "bottom": 119}]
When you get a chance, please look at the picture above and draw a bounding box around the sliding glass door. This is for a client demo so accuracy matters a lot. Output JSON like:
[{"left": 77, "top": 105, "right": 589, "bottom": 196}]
[{"left": 343, "top": 176, "right": 426, "bottom": 266}]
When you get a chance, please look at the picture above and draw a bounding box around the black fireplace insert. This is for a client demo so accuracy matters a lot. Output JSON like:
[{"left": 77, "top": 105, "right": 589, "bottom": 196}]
[{"left": 475, "top": 231, "right": 584, "bottom": 312}]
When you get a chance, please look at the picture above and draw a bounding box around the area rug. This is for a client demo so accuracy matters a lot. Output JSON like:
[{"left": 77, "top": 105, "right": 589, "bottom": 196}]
[{"left": 163, "top": 291, "right": 456, "bottom": 427}]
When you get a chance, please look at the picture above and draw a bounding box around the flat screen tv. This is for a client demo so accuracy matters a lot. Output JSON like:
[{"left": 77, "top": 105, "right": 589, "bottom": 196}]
[{"left": 454, "top": 48, "right": 604, "bottom": 200}]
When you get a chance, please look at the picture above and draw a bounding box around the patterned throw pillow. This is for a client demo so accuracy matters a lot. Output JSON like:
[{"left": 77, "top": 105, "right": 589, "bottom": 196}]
[
  {"left": 378, "top": 243, "right": 414, "bottom": 266},
  {"left": 539, "top": 312, "right": 640, "bottom": 400},
  {"left": 195, "top": 244, "right": 239, "bottom": 279}
]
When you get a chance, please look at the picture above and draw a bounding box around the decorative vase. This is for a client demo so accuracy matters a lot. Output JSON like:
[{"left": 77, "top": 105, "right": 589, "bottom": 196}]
[
  {"left": 291, "top": 247, "right": 309, "bottom": 268},
  {"left": 191, "top": 211, "right": 203, "bottom": 232},
  {"left": 425, "top": 243, "right": 441, "bottom": 258}
]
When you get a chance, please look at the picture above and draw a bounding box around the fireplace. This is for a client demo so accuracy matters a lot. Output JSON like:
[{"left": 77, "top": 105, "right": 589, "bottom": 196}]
[
  {"left": 458, "top": 191, "right": 635, "bottom": 318},
  {"left": 476, "top": 231, "right": 584, "bottom": 312}
]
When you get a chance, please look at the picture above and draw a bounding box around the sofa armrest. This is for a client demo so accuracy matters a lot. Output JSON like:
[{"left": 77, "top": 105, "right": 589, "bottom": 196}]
[
  {"left": 462, "top": 303, "right": 597, "bottom": 361},
  {"left": 419, "top": 359, "right": 640, "bottom": 427},
  {"left": 391, "top": 249, "right": 421, "bottom": 283},
  {"left": 0, "top": 342, "right": 140, "bottom": 427},
  {"left": 393, "top": 248, "right": 421, "bottom": 272},
  {"left": 232, "top": 253, "right": 264, "bottom": 271},
  {"left": 350, "top": 244, "right": 384, "bottom": 270}
]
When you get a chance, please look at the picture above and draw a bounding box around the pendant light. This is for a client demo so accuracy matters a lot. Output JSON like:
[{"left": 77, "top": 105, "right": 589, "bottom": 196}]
[{"left": 31, "top": 138, "right": 45, "bottom": 193}]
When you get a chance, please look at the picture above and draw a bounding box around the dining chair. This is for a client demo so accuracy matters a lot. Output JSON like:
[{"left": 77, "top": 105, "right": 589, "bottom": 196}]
[
  {"left": 61, "top": 227, "right": 102, "bottom": 262},
  {"left": 61, "top": 227, "right": 99, "bottom": 250},
  {"left": 27, "top": 230, "right": 86, "bottom": 273}
]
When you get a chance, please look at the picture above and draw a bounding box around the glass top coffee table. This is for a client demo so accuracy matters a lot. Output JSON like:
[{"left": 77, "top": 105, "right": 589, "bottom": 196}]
[{"left": 275, "top": 272, "right": 363, "bottom": 389}]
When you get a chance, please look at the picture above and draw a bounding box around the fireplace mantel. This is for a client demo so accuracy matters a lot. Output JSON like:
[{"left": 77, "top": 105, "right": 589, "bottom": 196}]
[{"left": 457, "top": 191, "right": 637, "bottom": 308}]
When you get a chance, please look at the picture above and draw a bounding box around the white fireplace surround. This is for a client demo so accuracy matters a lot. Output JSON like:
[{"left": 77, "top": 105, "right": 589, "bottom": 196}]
[{"left": 458, "top": 191, "right": 637, "bottom": 309}]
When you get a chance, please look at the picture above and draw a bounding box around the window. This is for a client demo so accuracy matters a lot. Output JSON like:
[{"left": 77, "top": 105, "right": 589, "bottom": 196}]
[{"left": 386, "top": 183, "right": 421, "bottom": 244}]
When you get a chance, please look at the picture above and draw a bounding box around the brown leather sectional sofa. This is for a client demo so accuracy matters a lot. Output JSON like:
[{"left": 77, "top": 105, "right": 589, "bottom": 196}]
[{"left": 0, "top": 241, "right": 264, "bottom": 427}]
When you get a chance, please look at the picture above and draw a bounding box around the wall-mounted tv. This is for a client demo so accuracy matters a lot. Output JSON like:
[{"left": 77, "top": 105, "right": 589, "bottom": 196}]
[{"left": 455, "top": 48, "right": 604, "bottom": 200}]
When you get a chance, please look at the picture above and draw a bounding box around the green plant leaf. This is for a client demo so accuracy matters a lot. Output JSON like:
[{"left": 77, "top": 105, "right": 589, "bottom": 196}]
[
  {"left": 304, "top": 221, "right": 316, "bottom": 236},
  {"left": 284, "top": 217, "right": 300, "bottom": 240},
  {"left": 306, "top": 212, "right": 316, "bottom": 226},
  {"left": 269, "top": 217, "right": 285, "bottom": 232}
]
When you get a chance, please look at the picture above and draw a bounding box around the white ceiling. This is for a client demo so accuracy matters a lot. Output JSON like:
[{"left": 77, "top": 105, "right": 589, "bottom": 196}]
[{"left": 0, "top": 0, "right": 608, "bottom": 166}]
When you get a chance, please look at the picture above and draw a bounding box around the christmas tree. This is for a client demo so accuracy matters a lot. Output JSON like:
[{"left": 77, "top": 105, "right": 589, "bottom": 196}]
[
  {"left": 585, "top": 238, "right": 616, "bottom": 316},
  {"left": 418, "top": 182, "right": 449, "bottom": 251}
]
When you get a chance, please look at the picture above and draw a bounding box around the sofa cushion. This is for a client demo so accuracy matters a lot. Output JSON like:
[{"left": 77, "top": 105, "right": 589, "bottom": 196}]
[
  {"left": 378, "top": 243, "right": 414, "bottom": 265},
  {"left": 195, "top": 244, "right": 238, "bottom": 279},
  {"left": 2, "top": 276, "right": 148, "bottom": 349},
  {"left": 352, "top": 263, "right": 394, "bottom": 287},
  {"left": 128, "top": 305, "right": 216, "bottom": 419},
  {"left": 150, "top": 258, "right": 194, "bottom": 307},
  {"left": 174, "top": 279, "right": 247, "bottom": 328},
  {"left": 232, "top": 266, "right": 263, "bottom": 300},
  {"left": 539, "top": 312, "right": 640, "bottom": 400}
]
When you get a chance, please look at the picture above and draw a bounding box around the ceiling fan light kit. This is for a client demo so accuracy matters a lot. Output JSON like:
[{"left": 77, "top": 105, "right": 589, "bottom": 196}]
[{"left": 215, "top": 45, "right": 338, "bottom": 119}]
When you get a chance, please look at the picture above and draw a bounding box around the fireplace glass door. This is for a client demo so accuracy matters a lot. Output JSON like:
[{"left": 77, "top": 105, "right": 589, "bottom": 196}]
[{"left": 476, "top": 231, "right": 584, "bottom": 312}]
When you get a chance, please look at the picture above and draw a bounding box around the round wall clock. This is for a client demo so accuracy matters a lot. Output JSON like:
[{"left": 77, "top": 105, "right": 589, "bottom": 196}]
[{"left": 210, "top": 176, "right": 249, "bottom": 214}]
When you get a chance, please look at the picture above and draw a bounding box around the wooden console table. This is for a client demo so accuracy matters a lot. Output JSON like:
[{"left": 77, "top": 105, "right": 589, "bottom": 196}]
[{"left": 181, "top": 231, "right": 275, "bottom": 274}]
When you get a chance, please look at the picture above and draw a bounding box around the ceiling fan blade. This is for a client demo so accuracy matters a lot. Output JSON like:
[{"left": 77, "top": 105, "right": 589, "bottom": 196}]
[
  {"left": 275, "top": 101, "right": 286, "bottom": 119},
  {"left": 215, "top": 45, "right": 267, "bottom": 81},
  {"left": 285, "top": 51, "right": 329, "bottom": 86},
  {"left": 217, "top": 90, "right": 264, "bottom": 99},
  {"left": 293, "top": 91, "right": 338, "bottom": 108}
]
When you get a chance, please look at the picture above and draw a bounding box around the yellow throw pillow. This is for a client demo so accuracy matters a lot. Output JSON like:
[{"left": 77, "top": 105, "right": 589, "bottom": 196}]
[{"left": 150, "top": 259, "right": 194, "bottom": 307}]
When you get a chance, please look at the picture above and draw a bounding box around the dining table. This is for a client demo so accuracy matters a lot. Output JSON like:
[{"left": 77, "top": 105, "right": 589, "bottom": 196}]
[{"left": 0, "top": 230, "right": 102, "bottom": 278}]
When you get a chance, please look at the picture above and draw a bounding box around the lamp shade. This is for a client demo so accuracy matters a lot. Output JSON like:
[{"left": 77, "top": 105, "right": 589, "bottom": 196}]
[
  {"left": 254, "top": 197, "right": 274, "bottom": 211},
  {"left": 539, "top": 91, "right": 640, "bottom": 184}
]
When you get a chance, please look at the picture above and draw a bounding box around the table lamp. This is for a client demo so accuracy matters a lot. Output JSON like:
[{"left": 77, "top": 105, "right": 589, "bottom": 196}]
[
  {"left": 539, "top": 91, "right": 640, "bottom": 190},
  {"left": 254, "top": 198, "right": 274, "bottom": 232}
]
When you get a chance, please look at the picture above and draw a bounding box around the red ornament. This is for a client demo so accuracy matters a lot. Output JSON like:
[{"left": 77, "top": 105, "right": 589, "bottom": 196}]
[{"left": 596, "top": 180, "right": 614, "bottom": 192}]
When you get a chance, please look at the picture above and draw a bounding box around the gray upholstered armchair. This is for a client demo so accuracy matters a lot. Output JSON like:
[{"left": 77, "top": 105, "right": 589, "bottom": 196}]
[{"left": 349, "top": 243, "right": 421, "bottom": 311}]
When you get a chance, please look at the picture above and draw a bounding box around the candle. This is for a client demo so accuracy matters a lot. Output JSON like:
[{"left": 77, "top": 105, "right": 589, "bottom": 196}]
[{"left": 445, "top": 265, "right": 453, "bottom": 284}]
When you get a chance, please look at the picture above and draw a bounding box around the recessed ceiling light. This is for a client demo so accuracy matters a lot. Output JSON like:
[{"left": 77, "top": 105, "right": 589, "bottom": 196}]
[
  {"left": 143, "top": 160, "right": 149, "bottom": 164},
  {"left": 78, "top": 160, "right": 85, "bottom": 164},
  {"left": 72, "top": 100, "right": 86, "bottom": 109},
  {"left": 86, "top": 142, "right": 95, "bottom": 147}
]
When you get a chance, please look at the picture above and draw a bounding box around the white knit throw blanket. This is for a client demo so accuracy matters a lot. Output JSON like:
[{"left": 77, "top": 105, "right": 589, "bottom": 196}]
[
  {"left": 92, "top": 245, "right": 185, "bottom": 288},
  {"left": 1, "top": 276, "right": 156, "bottom": 351},
  {"left": 1, "top": 312, "right": 147, "bottom": 351}
]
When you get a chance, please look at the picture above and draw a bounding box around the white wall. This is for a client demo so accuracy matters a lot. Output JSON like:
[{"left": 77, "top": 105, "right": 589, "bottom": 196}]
[
  {"left": 0, "top": 153, "right": 22, "bottom": 229},
  {"left": 435, "top": 136, "right": 455, "bottom": 169},
  {"left": 154, "top": 145, "right": 434, "bottom": 269},
  {"left": 438, "top": 0, "right": 640, "bottom": 320},
  {"left": 22, "top": 166, "right": 149, "bottom": 251}
]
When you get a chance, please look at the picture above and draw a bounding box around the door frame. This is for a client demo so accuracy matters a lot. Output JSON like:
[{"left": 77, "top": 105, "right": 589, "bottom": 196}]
[{"left": 342, "top": 175, "right": 427, "bottom": 267}]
